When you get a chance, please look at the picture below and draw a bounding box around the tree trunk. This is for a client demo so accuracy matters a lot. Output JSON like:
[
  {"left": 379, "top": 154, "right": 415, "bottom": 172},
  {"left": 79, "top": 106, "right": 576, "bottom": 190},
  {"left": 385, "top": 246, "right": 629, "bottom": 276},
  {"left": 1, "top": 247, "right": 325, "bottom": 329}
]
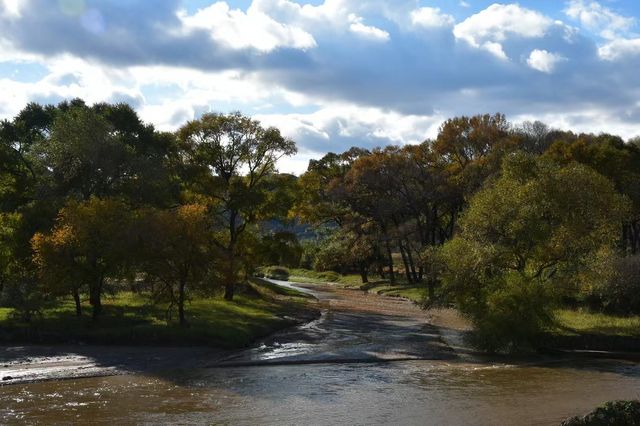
[
  {"left": 359, "top": 264, "right": 369, "bottom": 284},
  {"left": 427, "top": 278, "right": 435, "bottom": 302},
  {"left": 224, "top": 248, "right": 236, "bottom": 301},
  {"left": 90, "top": 274, "right": 103, "bottom": 321},
  {"left": 405, "top": 242, "right": 420, "bottom": 283},
  {"left": 385, "top": 240, "right": 395, "bottom": 284},
  {"left": 178, "top": 278, "right": 187, "bottom": 327},
  {"left": 73, "top": 288, "right": 82, "bottom": 317},
  {"left": 398, "top": 240, "right": 413, "bottom": 284},
  {"left": 224, "top": 211, "right": 239, "bottom": 301}
]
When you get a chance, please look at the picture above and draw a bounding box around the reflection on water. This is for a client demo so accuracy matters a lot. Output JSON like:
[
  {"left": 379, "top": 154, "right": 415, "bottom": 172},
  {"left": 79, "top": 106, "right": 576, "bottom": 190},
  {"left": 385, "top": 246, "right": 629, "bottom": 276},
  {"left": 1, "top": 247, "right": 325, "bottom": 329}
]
[{"left": 2, "top": 358, "right": 640, "bottom": 425}]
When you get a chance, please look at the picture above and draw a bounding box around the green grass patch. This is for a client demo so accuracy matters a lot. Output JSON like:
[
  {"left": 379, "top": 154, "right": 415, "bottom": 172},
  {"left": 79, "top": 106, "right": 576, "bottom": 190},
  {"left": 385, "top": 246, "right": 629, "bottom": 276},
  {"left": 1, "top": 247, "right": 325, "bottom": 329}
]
[
  {"left": 286, "top": 269, "right": 426, "bottom": 303},
  {"left": 553, "top": 309, "right": 640, "bottom": 338},
  {"left": 0, "top": 281, "right": 317, "bottom": 348}
]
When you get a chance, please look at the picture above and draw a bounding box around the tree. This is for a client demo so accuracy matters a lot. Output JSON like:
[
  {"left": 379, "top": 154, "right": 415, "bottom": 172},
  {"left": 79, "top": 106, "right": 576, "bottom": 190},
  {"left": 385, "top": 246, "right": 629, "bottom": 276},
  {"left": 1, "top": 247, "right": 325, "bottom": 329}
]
[
  {"left": 178, "top": 112, "right": 297, "bottom": 300},
  {"left": 30, "top": 101, "right": 177, "bottom": 206},
  {"left": 314, "top": 228, "right": 378, "bottom": 283},
  {"left": 543, "top": 133, "right": 640, "bottom": 254},
  {"left": 135, "top": 204, "right": 215, "bottom": 326},
  {"left": 258, "top": 231, "right": 303, "bottom": 268},
  {"left": 32, "top": 198, "right": 134, "bottom": 320},
  {"left": 440, "top": 153, "right": 629, "bottom": 351}
]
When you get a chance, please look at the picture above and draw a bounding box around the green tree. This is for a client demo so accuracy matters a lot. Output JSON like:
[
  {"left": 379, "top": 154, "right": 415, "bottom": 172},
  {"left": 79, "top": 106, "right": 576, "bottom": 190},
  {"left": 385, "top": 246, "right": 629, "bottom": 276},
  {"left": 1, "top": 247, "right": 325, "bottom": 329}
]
[
  {"left": 178, "top": 112, "right": 296, "bottom": 300},
  {"left": 32, "top": 102, "right": 177, "bottom": 206},
  {"left": 440, "top": 153, "right": 629, "bottom": 351}
]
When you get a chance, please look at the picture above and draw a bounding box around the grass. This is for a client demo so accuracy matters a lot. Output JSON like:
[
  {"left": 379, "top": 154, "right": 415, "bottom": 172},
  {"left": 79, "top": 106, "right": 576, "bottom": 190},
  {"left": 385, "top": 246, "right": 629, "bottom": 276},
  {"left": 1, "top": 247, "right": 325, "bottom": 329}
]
[
  {"left": 287, "top": 268, "right": 427, "bottom": 303},
  {"left": 0, "top": 280, "right": 318, "bottom": 348},
  {"left": 553, "top": 309, "right": 640, "bottom": 338}
]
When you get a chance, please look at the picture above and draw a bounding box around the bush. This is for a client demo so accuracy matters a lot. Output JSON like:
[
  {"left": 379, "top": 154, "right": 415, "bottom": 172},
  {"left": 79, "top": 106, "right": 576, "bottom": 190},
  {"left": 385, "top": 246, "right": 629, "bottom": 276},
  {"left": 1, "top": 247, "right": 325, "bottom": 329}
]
[
  {"left": 0, "top": 279, "right": 47, "bottom": 322},
  {"left": 591, "top": 255, "right": 640, "bottom": 315},
  {"left": 460, "top": 273, "right": 556, "bottom": 352},
  {"left": 262, "top": 266, "right": 290, "bottom": 281},
  {"left": 560, "top": 400, "right": 640, "bottom": 426}
]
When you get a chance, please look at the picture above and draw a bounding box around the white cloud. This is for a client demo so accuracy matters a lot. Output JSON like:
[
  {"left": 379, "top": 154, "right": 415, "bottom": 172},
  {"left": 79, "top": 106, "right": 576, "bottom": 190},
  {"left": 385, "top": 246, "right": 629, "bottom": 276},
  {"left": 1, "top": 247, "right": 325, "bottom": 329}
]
[
  {"left": 347, "top": 14, "right": 389, "bottom": 41},
  {"left": 598, "top": 37, "right": 640, "bottom": 61},
  {"left": 460, "top": 1, "right": 470, "bottom": 8},
  {"left": 178, "top": 2, "right": 316, "bottom": 52},
  {"left": 454, "top": 4, "right": 553, "bottom": 59},
  {"left": 526, "top": 49, "right": 566, "bottom": 73},
  {"left": 0, "top": 0, "right": 23, "bottom": 18},
  {"left": 410, "top": 7, "right": 455, "bottom": 29},
  {"left": 256, "top": 103, "right": 444, "bottom": 149},
  {"left": 483, "top": 41, "right": 508, "bottom": 61},
  {"left": 513, "top": 108, "right": 640, "bottom": 141},
  {"left": 565, "top": 0, "right": 635, "bottom": 40}
]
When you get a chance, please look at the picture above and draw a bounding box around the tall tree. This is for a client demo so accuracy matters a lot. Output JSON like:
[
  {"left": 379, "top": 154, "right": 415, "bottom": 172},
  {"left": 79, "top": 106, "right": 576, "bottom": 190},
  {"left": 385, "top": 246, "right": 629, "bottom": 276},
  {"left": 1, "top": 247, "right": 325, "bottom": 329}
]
[{"left": 178, "top": 112, "right": 296, "bottom": 300}]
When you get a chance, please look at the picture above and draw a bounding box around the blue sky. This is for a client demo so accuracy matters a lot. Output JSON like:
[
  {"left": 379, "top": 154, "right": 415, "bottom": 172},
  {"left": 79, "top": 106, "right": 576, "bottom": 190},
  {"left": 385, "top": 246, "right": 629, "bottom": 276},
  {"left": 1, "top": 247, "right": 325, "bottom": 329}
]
[{"left": 1, "top": 0, "right": 640, "bottom": 172}]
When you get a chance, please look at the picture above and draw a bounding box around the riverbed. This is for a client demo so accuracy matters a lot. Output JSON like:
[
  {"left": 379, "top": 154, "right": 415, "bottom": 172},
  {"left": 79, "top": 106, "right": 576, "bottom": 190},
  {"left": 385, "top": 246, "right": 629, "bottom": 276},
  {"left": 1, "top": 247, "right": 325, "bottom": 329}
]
[{"left": 2, "top": 281, "right": 640, "bottom": 425}]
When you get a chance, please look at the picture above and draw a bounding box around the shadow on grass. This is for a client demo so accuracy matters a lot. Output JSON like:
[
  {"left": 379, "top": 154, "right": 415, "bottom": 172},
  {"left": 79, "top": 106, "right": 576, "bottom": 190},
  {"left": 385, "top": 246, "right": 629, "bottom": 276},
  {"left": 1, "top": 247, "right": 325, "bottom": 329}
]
[{"left": 0, "top": 284, "right": 318, "bottom": 349}]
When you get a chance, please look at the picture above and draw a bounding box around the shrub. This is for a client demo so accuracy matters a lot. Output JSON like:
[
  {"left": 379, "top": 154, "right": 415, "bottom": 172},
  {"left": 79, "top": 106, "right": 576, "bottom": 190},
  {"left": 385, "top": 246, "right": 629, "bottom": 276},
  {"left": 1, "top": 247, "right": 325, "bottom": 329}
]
[
  {"left": 591, "top": 255, "right": 640, "bottom": 315},
  {"left": 0, "top": 278, "right": 47, "bottom": 322},
  {"left": 561, "top": 400, "right": 640, "bottom": 426},
  {"left": 463, "top": 273, "right": 556, "bottom": 352},
  {"left": 262, "top": 266, "right": 290, "bottom": 281}
]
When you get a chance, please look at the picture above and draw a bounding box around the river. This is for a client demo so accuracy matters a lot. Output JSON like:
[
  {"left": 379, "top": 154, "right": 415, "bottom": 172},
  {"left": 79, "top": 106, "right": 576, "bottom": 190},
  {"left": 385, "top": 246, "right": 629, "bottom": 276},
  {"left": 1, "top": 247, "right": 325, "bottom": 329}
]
[{"left": 2, "top": 281, "right": 640, "bottom": 425}]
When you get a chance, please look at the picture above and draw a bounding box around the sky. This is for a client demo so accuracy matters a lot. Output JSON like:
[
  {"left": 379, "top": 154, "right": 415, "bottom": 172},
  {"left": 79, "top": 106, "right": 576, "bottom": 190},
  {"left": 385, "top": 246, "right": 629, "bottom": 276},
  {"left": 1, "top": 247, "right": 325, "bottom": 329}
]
[{"left": 1, "top": 0, "right": 640, "bottom": 173}]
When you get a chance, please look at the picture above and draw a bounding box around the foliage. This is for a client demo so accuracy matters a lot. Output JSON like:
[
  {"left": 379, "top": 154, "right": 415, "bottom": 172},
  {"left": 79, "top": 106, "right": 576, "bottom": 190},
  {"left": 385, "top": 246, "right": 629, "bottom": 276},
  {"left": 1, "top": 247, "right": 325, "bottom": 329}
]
[
  {"left": 177, "top": 112, "right": 297, "bottom": 300},
  {"left": 260, "top": 265, "right": 291, "bottom": 281},
  {"left": 440, "top": 153, "right": 629, "bottom": 351},
  {"left": 32, "top": 197, "right": 135, "bottom": 319},
  {"left": 134, "top": 204, "right": 216, "bottom": 326},
  {"left": 257, "top": 231, "right": 303, "bottom": 268},
  {"left": 560, "top": 400, "right": 640, "bottom": 426},
  {"left": 586, "top": 254, "right": 640, "bottom": 315},
  {"left": 0, "top": 275, "right": 46, "bottom": 322}
]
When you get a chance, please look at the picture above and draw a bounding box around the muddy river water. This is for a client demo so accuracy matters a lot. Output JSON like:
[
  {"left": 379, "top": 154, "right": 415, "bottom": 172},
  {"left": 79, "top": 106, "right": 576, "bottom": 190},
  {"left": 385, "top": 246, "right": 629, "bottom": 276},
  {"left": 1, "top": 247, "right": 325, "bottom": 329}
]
[{"left": 2, "top": 281, "right": 640, "bottom": 425}]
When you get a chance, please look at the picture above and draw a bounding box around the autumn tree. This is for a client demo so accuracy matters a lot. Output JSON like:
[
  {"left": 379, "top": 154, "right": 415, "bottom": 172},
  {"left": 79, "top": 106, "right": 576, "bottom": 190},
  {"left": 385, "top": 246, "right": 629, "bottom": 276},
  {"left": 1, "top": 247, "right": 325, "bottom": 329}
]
[
  {"left": 135, "top": 204, "right": 215, "bottom": 326},
  {"left": 32, "top": 198, "right": 134, "bottom": 320},
  {"left": 178, "top": 112, "right": 296, "bottom": 300},
  {"left": 543, "top": 133, "right": 640, "bottom": 254}
]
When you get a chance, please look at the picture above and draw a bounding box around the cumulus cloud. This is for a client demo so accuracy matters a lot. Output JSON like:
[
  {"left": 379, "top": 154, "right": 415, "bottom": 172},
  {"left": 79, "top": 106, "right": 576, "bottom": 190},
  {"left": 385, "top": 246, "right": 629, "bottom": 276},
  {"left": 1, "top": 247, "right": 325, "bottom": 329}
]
[
  {"left": 255, "top": 103, "right": 444, "bottom": 154},
  {"left": 178, "top": 2, "right": 316, "bottom": 52},
  {"left": 1, "top": 0, "right": 640, "bottom": 165},
  {"left": 347, "top": 14, "right": 390, "bottom": 41},
  {"left": 598, "top": 37, "right": 640, "bottom": 61},
  {"left": 564, "top": 1, "right": 640, "bottom": 62},
  {"left": 526, "top": 49, "right": 567, "bottom": 73},
  {"left": 410, "top": 7, "right": 455, "bottom": 29},
  {"left": 453, "top": 4, "right": 553, "bottom": 59},
  {"left": 565, "top": 0, "right": 635, "bottom": 40}
]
